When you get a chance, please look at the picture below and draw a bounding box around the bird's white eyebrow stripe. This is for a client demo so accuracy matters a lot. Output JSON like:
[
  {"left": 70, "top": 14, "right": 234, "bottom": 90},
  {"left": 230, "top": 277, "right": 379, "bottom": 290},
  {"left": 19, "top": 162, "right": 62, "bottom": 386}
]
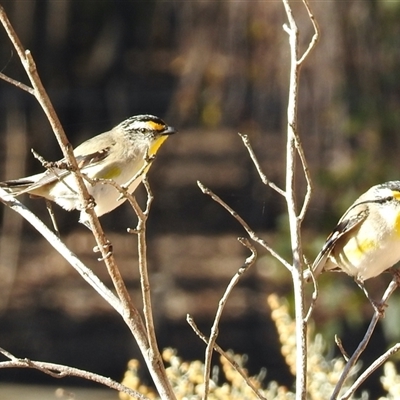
[{"left": 125, "top": 119, "right": 164, "bottom": 131}]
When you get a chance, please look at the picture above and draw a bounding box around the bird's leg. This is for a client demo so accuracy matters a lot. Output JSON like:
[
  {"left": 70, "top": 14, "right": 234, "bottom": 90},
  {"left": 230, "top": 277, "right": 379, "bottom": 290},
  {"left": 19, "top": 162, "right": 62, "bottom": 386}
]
[
  {"left": 355, "top": 277, "right": 387, "bottom": 317},
  {"left": 45, "top": 199, "right": 60, "bottom": 238},
  {"left": 388, "top": 267, "right": 400, "bottom": 284},
  {"left": 79, "top": 215, "right": 113, "bottom": 261}
]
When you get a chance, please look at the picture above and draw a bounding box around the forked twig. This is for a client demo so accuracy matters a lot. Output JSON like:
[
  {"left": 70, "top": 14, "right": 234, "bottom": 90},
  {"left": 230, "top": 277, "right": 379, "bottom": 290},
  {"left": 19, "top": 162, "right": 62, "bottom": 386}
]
[
  {"left": 331, "top": 276, "right": 399, "bottom": 399},
  {"left": 202, "top": 238, "right": 257, "bottom": 399},
  {"left": 186, "top": 315, "right": 267, "bottom": 400},
  {"left": 340, "top": 343, "right": 400, "bottom": 400},
  {"left": 117, "top": 152, "right": 155, "bottom": 202},
  {"left": 197, "top": 180, "right": 292, "bottom": 272},
  {"left": 238, "top": 132, "right": 285, "bottom": 197},
  {"left": 297, "top": 0, "right": 320, "bottom": 65},
  {"left": 0, "top": 71, "right": 34, "bottom": 94},
  {"left": 87, "top": 172, "right": 161, "bottom": 374},
  {"left": 129, "top": 177, "right": 159, "bottom": 353},
  {"left": 292, "top": 126, "right": 313, "bottom": 222}
]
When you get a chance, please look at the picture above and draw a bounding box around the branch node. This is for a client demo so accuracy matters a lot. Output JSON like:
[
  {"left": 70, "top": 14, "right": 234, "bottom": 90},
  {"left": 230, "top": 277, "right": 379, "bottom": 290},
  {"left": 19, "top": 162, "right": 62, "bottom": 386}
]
[{"left": 283, "top": 23, "right": 291, "bottom": 34}]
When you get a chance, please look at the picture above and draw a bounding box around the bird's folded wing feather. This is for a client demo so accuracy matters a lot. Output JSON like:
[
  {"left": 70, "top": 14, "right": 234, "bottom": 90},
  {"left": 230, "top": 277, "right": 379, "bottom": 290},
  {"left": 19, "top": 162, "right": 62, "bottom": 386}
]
[
  {"left": 0, "top": 146, "right": 112, "bottom": 195},
  {"left": 308, "top": 208, "right": 369, "bottom": 279}
]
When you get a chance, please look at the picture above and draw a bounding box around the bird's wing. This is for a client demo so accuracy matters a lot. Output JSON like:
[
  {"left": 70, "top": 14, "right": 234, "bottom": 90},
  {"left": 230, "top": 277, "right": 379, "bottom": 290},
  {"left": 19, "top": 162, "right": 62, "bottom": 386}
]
[
  {"left": 310, "top": 208, "right": 369, "bottom": 279},
  {"left": 75, "top": 146, "right": 112, "bottom": 169},
  {"left": 1, "top": 146, "right": 113, "bottom": 195}
]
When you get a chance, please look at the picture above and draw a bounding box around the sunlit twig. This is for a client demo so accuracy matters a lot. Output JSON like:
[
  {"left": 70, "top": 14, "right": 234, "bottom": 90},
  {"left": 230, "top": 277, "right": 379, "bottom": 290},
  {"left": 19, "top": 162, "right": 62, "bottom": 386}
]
[
  {"left": 186, "top": 315, "right": 266, "bottom": 400},
  {"left": 238, "top": 132, "right": 285, "bottom": 197},
  {"left": 197, "top": 180, "right": 292, "bottom": 272},
  {"left": 332, "top": 276, "right": 399, "bottom": 399},
  {"left": 203, "top": 238, "right": 257, "bottom": 399},
  {"left": 0, "top": 347, "right": 149, "bottom": 400},
  {"left": 340, "top": 342, "right": 400, "bottom": 400}
]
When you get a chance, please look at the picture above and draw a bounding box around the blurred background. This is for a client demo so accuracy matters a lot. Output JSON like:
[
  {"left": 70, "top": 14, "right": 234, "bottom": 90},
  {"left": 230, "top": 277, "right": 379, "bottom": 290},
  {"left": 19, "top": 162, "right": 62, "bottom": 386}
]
[{"left": 0, "top": 0, "right": 400, "bottom": 398}]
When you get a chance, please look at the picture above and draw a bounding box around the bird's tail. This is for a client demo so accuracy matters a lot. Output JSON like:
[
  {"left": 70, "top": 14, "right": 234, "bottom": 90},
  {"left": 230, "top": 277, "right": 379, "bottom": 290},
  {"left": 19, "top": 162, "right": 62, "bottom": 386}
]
[{"left": 0, "top": 174, "right": 43, "bottom": 196}]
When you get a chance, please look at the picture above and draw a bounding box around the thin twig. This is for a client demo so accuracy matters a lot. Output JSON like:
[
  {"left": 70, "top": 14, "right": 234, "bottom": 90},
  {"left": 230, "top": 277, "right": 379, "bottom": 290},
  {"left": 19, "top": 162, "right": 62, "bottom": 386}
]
[
  {"left": 297, "top": 0, "right": 320, "bottom": 65},
  {"left": 197, "top": 180, "right": 292, "bottom": 271},
  {"left": 186, "top": 315, "right": 267, "bottom": 400},
  {"left": 304, "top": 267, "right": 318, "bottom": 323},
  {"left": 0, "top": 71, "right": 34, "bottom": 94},
  {"left": 90, "top": 172, "right": 165, "bottom": 393},
  {"left": 203, "top": 238, "right": 257, "bottom": 399},
  {"left": 340, "top": 343, "right": 400, "bottom": 400},
  {"left": 292, "top": 127, "right": 313, "bottom": 222},
  {"left": 117, "top": 153, "right": 155, "bottom": 202},
  {"left": 0, "top": 188, "right": 122, "bottom": 313},
  {"left": 335, "top": 335, "right": 350, "bottom": 362},
  {"left": 238, "top": 132, "right": 285, "bottom": 197},
  {"left": 0, "top": 347, "right": 149, "bottom": 400},
  {"left": 45, "top": 199, "right": 60, "bottom": 236},
  {"left": 134, "top": 178, "right": 159, "bottom": 355},
  {"left": 331, "top": 276, "right": 399, "bottom": 399},
  {"left": 142, "top": 177, "right": 154, "bottom": 216}
]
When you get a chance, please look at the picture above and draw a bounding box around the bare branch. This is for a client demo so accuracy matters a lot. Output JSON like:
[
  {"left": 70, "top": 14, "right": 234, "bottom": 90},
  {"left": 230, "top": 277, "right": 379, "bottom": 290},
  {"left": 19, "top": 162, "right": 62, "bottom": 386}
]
[
  {"left": 0, "top": 6, "right": 29, "bottom": 63},
  {"left": 335, "top": 335, "right": 350, "bottom": 362},
  {"left": 304, "top": 269, "right": 318, "bottom": 323},
  {"left": 186, "top": 315, "right": 267, "bottom": 400},
  {"left": 0, "top": 71, "right": 34, "bottom": 94},
  {"left": 117, "top": 152, "right": 155, "bottom": 202},
  {"left": 203, "top": 238, "right": 257, "bottom": 399},
  {"left": 197, "top": 180, "right": 292, "bottom": 271},
  {"left": 292, "top": 128, "right": 313, "bottom": 221},
  {"left": 0, "top": 347, "right": 149, "bottom": 400},
  {"left": 340, "top": 343, "right": 400, "bottom": 400},
  {"left": 142, "top": 177, "right": 154, "bottom": 216},
  {"left": 133, "top": 180, "right": 159, "bottom": 355},
  {"left": 238, "top": 132, "right": 285, "bottom": 197},
  {"left": 0, "top": 188, "right": 122, "bottom": 313},
  {"left": 87, "top": 172, "right": 161, "bottom": 358},
  {"left": 297, "top": 0, "right": 320, "bottom": 65},
  {"left": 88, "top": 173, "right": 167, "bottom": 396},
  {"left": 331, "top": 276, "right": 399, "bottom": 399}
]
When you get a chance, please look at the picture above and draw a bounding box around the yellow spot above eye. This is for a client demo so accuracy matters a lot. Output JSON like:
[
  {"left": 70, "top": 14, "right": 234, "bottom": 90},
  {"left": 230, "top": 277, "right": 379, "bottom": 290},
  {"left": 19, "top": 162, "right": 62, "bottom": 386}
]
[
  {"left": 99, "top": 166, "right": 122, "bottom": 179},
  {"left": 393, "top": 191, "right": 400, "bottom": 201},
  {"left": 149, "top": 135, "right": 168, "bottom": 156},
  {"left": 147, "top": 121, "right": 164, "bottom": 131}
]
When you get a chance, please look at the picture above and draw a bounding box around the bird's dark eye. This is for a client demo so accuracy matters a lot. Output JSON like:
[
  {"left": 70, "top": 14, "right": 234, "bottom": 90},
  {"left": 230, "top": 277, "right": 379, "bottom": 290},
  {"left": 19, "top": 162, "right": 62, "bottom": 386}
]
[{"left": 140, "top": 128, "right": 146, "bottom": 133}]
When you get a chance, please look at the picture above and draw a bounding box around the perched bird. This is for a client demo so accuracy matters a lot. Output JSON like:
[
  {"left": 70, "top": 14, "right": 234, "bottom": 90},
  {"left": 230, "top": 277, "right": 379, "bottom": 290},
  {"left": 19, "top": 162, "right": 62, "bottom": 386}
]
[
  {"left": 306, "top": 181, "right": 400, "bottom": 283},
  {"left": 0, "top": 114, "right": 176, "bottom": 227}
]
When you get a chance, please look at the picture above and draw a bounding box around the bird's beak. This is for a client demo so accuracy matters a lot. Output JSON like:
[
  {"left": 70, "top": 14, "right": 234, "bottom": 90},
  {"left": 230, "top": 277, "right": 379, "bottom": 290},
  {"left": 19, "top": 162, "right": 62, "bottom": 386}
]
[{"left": 161, "top": 125, "right": 177, "bottom": 135}]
